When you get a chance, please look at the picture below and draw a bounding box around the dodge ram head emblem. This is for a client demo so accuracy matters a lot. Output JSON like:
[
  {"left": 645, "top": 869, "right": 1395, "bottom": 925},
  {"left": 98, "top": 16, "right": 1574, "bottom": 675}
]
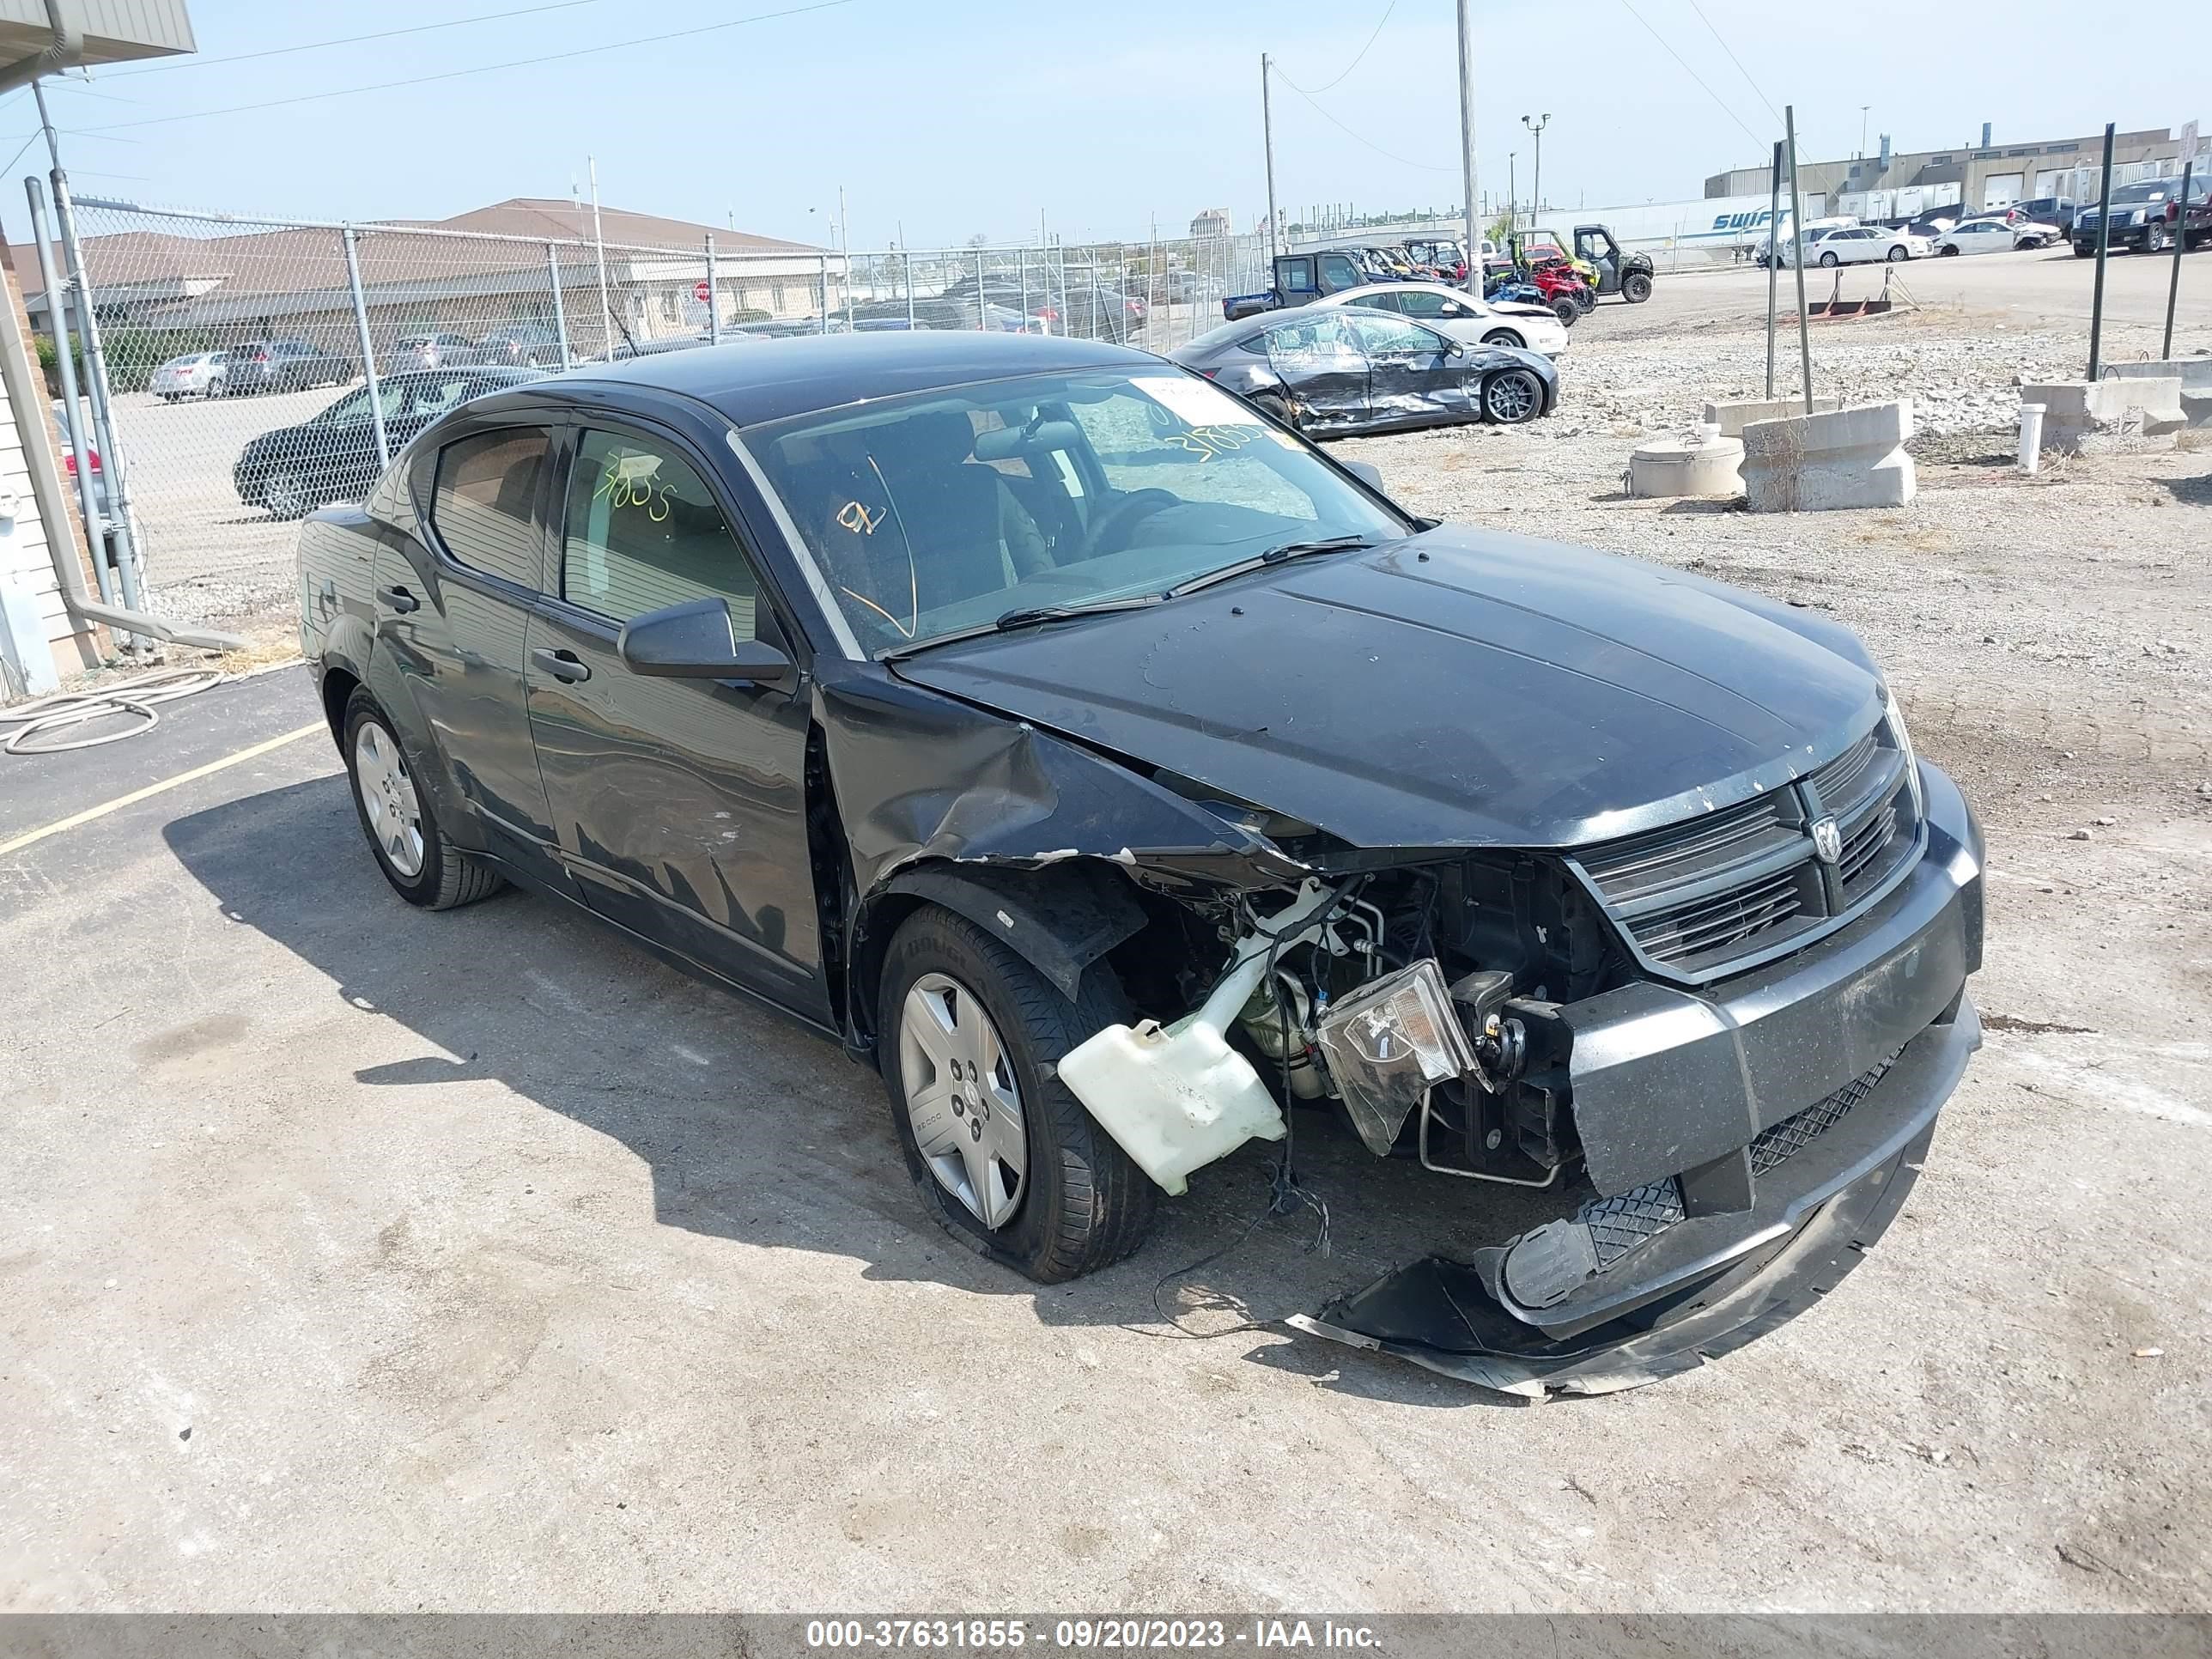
[{"left": 1810, "top": 815, "right": 1844, "bottom": 864}]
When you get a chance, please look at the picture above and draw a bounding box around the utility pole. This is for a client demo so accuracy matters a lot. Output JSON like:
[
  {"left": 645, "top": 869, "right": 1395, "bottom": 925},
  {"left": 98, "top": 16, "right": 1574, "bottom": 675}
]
[
  {"left": 1860, "top": 106, "right": 1869, "bottom": 159},
  {"left": 588, "top": 155, "right": 613, "bottom": 359},
  {"left": 1261, "top": 53, "right": 1280, "bottom": 261},
  {"left": 1522, "top": 112, "right": 1550, "bottom": 216},
  {"left": 1785, "top": 106, "right": 1812, "bottom": 408},
  {"left": 1765, "top": 139, "right": 1782, "bottom": 398},
  {"left": 1455, "top": 0, "right": 1480, "bottom": 295}
]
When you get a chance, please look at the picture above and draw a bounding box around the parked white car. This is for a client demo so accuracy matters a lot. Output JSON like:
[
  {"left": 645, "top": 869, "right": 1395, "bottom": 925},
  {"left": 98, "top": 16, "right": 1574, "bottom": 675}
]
[
  {"left": 1310, "top": 281, "right": 1570, "bottom": 357},
  {"left": 1797, "top": 226, "right": 1929, "bottom": 265},
  {"left": 1940, "top": 215, "right": 2060, "bottom": 253},
  {"left": 149, "top": 350, "right": 228, "bottom": 401}
]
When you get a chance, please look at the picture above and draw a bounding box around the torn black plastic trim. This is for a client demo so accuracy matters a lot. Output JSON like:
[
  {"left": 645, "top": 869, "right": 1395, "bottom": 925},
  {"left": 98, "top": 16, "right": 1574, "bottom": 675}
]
[
  {"left": 1288, "top": 1001, "right": 1977, "bottom": 1395},
  {"left": 882, "top": 862, "right": 1148, "bottom": 1003}
]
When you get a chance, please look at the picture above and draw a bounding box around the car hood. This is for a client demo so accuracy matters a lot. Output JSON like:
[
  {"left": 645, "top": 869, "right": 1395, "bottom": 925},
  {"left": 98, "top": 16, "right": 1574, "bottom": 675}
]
[{"left": 890, "top": 526, "right": 1883, "bottom": 851}]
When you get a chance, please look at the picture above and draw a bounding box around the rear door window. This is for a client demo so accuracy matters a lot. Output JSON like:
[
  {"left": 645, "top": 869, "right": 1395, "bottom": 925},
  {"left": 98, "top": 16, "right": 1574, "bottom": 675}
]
[{"left": 429, "top": 428, "right": 552, "bottom": 588}]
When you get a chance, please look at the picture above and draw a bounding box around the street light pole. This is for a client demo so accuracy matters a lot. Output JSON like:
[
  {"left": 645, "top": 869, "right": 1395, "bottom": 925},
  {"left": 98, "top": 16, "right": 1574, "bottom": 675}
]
[
  {"left": 1261, "top": 52, "right": 1280, "bottom": 261},
  {"left": 1860, "top": 106, "right": 1869, "bottom": 159},
  {"left": 1522, "top": 112, "right": 1550, "bottom": 217},
  {"left": 1454, "top": 0, "right": 1480, "bottom": 295}
]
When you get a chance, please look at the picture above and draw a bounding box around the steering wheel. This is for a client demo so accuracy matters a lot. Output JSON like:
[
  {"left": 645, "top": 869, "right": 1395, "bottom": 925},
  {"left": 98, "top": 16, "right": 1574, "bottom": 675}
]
[{"left": 1083, "top": 489, "right": 1180, "bottom": 557}]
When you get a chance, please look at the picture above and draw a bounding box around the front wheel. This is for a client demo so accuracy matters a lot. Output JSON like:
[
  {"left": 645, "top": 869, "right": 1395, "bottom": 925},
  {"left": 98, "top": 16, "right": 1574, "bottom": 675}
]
[
  {"left": 1480, "top": 328, "right": 1524, "bottom": 350},
  {"left": 1940, "top": 244, "right": 1961, "bottom": 257},
  {"left": 1551, "top": 298, "right": 1578, "bottom": 328},
  {"left": 1482, "top": 367, "right": 1545, "bottom": 425},
  {"left": 2144, "top": 222, "right": 2167, "bottom": 254},
  {"left": 1887, "top": 246, "right": 1911, "bottom": 262},
  {"left": 879, "top": 907, "right": 1157, "bottom": 1282},
  {"left": 343, "top": 690, "right": 505, "bottom": 910},
  {"left": 1621, "top": 270, "right": 1653, "bottom": 302}
]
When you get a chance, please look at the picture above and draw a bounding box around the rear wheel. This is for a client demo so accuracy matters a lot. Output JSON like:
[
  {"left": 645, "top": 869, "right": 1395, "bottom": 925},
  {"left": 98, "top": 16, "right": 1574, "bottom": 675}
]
[
  {"left": 261, "top": 467, "right": 313, "bottom": 520},
  {"left": 1480, "top": 328, "right": 1525, "bottom": 350},
  {"left": 879, "top": 907, "right": 1157, "bottom": 1282},
  {"left": 1250, "top": 391, "right": 1298, "bottom": 430},
  {"left": 1551, "top": 298, "right": 1578, "bottom": 328},
  {"left": 1621, "top": 270, "right": 1653, "bottom": 302},
  {"left": 1482, "top": 367, "right": 1545, "bottom": 425},
  {"left": 343, "top": 690, "right": 504, "bottom": 911},
  {"left": 1819, "top": 250, "right": 1840, "bottom": 267}
]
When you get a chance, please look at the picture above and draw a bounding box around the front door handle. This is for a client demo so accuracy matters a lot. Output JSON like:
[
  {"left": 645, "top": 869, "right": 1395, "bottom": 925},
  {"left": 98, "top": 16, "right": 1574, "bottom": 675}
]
[
  {"left": 375, "top": 583, "right": 419, "bottom": 614},
  {"left": 532, "top": 647, "right": 591, "bottom": 684}
]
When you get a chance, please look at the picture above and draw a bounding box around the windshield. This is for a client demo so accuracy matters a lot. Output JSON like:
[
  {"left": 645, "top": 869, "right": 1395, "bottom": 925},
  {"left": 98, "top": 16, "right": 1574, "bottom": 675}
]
[{"left": 742, "top": 368, "right": 1409, "bottom": 657}]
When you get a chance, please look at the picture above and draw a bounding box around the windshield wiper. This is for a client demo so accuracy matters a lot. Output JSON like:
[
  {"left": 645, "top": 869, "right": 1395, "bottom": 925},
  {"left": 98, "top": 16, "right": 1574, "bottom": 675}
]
[
  {"left": 992, "top": 594, "right": 1166, "bottom": 632},
  {"left": 1165, "top": 534, "right": 1378, "bottom": 599}
]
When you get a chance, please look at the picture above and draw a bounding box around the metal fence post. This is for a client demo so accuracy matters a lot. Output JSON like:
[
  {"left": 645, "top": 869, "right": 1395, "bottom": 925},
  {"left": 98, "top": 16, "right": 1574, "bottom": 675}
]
[
  {"left": 2162, "top": 161, "right": 2191, "bottom": 362},
  {"left": 1018, "top": 248, "right": 1029, "bottom": 334},
  {"left": 705, "top": 234, "right": 720, "bottom": 345},
  {"left": 23, "top": 177, "right": 116, "bottom": 621},
  {"left": 819, "top": 253, "right": 830, "bottom": 334},
  {"left": 2088, "top": 122, "right": 2116, "bottom": 380},
  {"left": 340, "top": 228, "right": 390, "bottom": 469},
  {"left": 49, "top": 168, "right": 148, "bottom": 634},
  {"left": 905, "top": 248, "right": 916, "bottom": 331},
  {"left": 975, "top": 248, "right": 988, "bottom": 331},
  {"left": 546, "top": 242, "right": 571, "bottom": 369}
]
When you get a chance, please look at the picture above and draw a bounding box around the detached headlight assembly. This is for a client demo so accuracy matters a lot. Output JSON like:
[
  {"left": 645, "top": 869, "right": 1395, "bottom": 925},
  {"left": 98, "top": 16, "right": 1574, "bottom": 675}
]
[{"left": 1315, "top": 960, "right": 1477, "bottom": 1156}]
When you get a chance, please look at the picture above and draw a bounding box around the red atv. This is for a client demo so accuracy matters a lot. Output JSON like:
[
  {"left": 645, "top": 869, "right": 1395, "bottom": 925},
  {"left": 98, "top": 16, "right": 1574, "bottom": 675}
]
[{"left": 1522, "top": 255, "right": 1597, "bottom": 325}]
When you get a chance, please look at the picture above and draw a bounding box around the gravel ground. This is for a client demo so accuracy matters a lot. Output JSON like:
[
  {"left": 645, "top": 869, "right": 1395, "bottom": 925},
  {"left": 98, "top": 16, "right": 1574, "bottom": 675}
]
[{"left": 3, "top": 263, "right": 2207, "bottom": 1616}]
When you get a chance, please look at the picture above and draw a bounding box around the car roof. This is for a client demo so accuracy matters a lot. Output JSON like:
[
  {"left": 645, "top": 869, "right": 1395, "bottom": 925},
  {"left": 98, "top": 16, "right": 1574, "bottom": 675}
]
[{"left": 550, "top": 331, "right": 1158, "bottom": 426}]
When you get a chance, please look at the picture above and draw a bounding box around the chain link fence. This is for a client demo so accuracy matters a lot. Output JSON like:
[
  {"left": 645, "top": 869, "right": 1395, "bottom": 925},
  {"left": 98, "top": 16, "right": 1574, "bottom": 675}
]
[{"left": 33, "top": 190, "right": 1270, "bottom": 635}]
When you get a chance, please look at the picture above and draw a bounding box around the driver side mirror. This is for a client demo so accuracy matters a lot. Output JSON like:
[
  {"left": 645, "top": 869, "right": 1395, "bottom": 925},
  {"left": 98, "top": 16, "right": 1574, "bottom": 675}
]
[{"left": 617, "top": 597, "right": 798, "bottom": 690}]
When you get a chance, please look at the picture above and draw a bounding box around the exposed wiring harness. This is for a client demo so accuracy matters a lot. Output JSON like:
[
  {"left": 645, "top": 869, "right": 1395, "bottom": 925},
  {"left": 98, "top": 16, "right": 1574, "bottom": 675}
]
[{"left": 0, "top": 665, "right": 224, "bottom": 754}]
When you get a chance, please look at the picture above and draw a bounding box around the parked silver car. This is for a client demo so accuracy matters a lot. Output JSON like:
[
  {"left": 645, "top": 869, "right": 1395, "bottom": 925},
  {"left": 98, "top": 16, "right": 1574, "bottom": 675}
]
[{"left": 149, "top": 350, "right": 228, "bottom": 401}]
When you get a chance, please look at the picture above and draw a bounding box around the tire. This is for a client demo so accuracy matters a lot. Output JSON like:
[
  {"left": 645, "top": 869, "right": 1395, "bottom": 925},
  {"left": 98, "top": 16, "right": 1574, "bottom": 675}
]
[
  {"left": 1482, "top": 367, "right": 1545, "bottom": 425},
  {"left": 1250, "top": 391, "right": 1297, "bottom": 430},
  {"left": 342, "top": 690, "right": 504, "bottom": 911},
  {"left": 1818, "top": 250, "right": 1840, "bottom": 267},
  {"left": 1621, "top": 270, "right": 1653, "bottom": 302},
  {"left": 261, "top": 467, "right": 313, "bottom": 520},
  {"left": 2144, "top": 222, "right": 2166, "bottom": 255},
  {"left": 2074, "top": 242, "right": 2095, "bottom": 258},
  {"left": 1887, "top": 245, "right": 1910, "bottom": 262},
  {"left": 1480, "top": 328, "right": 1525, "bottom": 350},
  {"left": 1551, "top": 298, "right": 1578, "bottom": 328},
  {"left": 1940, "top": 244, "right": 1961, "bottom": 257},
  {"left": 878, "top": 906, "right": 1157, "bottom": 1282}
]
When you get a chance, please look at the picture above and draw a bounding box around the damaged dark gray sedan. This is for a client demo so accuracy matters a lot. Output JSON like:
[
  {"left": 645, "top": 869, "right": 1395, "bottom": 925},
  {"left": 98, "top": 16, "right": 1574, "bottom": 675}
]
[{"left": 298, "top": 332, "right": 1984, "bottom": 1397}]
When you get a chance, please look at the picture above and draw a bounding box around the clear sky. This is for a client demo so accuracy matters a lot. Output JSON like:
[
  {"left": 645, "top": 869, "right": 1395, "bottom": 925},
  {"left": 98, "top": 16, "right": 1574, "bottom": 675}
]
[{"left": 3, "top": 0, "right": 2206, "bottom": 251}]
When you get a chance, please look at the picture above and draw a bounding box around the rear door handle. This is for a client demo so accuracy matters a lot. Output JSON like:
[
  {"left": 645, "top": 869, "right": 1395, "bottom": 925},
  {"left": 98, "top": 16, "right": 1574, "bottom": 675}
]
[
  {"left": 532, "top": 647, "right": 591, "bottom": 684},
  {"left": 375, "top": 583, "right": 418, "bottom": 614}
]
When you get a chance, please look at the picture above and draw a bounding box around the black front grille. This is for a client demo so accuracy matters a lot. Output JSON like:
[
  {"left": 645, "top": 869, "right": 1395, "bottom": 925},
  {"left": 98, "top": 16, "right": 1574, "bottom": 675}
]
[
  {"left": 1748, "top": 1052, "right": 1897, "bottom": 1175},
  {"left": 1570, "top": 718, "right": 1923, "bottom": 981}
]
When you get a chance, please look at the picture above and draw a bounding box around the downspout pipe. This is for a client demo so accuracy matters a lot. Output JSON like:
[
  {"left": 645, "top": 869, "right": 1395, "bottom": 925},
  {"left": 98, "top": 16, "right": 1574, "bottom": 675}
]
[{"left": 0, "top": 2, "right": 82, "bottom": 96}]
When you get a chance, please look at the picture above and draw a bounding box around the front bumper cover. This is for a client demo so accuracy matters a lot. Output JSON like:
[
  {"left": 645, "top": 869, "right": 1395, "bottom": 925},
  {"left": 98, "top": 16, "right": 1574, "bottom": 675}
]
[{"left": 1287, "top": 762, "right": 1984, "bottom": 1396}]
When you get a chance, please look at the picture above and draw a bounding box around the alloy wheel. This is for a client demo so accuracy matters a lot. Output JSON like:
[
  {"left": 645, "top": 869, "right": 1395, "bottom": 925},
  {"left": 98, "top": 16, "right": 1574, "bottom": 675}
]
[
  {"left": 898, "top": 971, "right": 1026, "bottom": 1231},
  {"left": 353, "top": 719, "right": 425, "bottom": 878},
  {"left": 1485, "top": 371, "right": 1540, "bottom": 424},
  {"left": 263, "top": 470, "right": 307, "bottom": 519}
]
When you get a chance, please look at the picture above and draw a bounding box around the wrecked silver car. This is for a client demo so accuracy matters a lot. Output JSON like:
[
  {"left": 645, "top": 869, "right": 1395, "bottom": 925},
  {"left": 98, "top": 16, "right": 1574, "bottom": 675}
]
[{"left": 298, "top": 331, "right": 1983, "bottom": 1396}]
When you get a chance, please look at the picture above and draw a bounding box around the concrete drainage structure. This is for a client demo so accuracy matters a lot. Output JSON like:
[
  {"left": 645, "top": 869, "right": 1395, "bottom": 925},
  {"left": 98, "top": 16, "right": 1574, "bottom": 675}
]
[
  {"left": 1741, "top": 399, "right": 1916, "bottom": 514},
  {"left": 2097, "top": 359, "right": 2212, "bottom": 430},
  {"left": 2020, "top": 378, "right": 2185, "bottom": 456},
  {"left": 1627, "top": 425, "right": 1747, "bottom": 499}
]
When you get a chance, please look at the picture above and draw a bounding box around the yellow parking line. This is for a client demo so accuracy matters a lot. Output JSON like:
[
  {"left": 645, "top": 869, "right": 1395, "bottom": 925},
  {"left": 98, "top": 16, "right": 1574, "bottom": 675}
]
[{"left": 0, "top": 720, "right": 329, "bottom": 859}]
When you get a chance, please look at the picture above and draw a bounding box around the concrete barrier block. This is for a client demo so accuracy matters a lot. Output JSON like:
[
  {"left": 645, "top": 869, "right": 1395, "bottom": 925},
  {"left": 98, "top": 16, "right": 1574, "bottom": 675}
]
[
  {"left": 1700, "top": 395, "right": 1842, "bottom": 438},
  {"left": 1741, "top": 400, "right": 1916, "bottom": 513},
  {"left": 2020, "top": 379, "right": 2183, "bottom": 455},
  {"left": 1628, "top": 433, "right": 1746, "bottom": 498},
  {"left": 2100, "top": 359, "right": 2212, "bottom": 428}
]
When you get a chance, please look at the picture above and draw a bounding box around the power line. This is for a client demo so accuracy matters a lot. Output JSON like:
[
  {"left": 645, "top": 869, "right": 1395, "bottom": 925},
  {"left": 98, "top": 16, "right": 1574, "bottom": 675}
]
[
  {"left": 1277, "top": 3, "right": 1397, "bottom": 95},
  {"left": 99, "top": 0, "right": 617, "bottom": 77},
  {"left": 1267, "top": 66, "right": 1456, "bottom": 175},
  {"left": 80, "top": 0, "right": 860, "bottom": 133},
  {"left": 1616, "top": 0, "right": 1765, "bottom": 148},
  {"left": 1681, "top": 0, "right": 1784, "bottom": 127}
]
